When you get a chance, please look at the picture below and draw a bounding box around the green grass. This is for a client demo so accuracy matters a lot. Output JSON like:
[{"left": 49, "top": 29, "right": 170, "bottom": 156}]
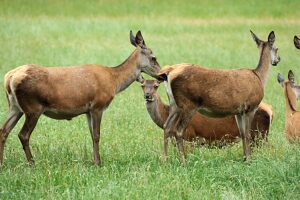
[{"left": 0, "top": 0, "right": 300, "bottom": 199}]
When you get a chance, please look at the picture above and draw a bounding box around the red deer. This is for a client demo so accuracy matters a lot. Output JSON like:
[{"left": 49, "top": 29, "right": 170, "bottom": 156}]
[
  {"left": 294, "top": 35, "right": 300, "bottom": 49},
  {"left": 0, "top": 31, "right": 161, "bottom": 166},
  {"left": 157, "top": 31, "right": 280, "bottom": 163},
  {"left": 139, "top": 79, "right": 273, "bottom": 145},
  {"left": 277, "top": 70, "right": 300, "bottom": 142}
]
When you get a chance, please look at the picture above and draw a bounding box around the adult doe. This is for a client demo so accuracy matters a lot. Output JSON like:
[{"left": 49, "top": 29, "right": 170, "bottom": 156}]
[
  {"left": 139, "top": 79, "right": 273, "bottom": 145},
  {"left": 0, "top": 31, "right": 161, "bottom": 166},
  {"left": 277, "top": 71, "right": 300, "bottom": 142},
  {"left": 157, "top": 31, "right": 280, "bottom": 163}
]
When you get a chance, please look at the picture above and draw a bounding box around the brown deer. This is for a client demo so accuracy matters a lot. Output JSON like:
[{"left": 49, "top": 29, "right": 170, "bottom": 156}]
[
  {"left": 139, "top": 79, "right": 273, "bottom": 145},
  {"left": 157, "top": 31, "right": 280, "bottom": 163},
  {"left": 0, "top": 31, "right": 161, "bottom": 166},
  {"left": 294, "top": 35, "right": 300, "bottom": 49},
  {"left": 277, "top": 70, "right": 300, "bottom": 142}
]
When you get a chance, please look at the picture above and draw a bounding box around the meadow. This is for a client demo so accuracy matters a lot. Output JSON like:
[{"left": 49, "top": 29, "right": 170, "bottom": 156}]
[{"left": 0, "top": 0, "right": 300, "bottom": 199}]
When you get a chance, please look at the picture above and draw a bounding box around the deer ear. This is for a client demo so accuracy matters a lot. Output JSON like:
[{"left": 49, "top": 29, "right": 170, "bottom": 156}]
[
  {"left": 277, "top": 73, "right": 285, "bottom": 87},
  {"left": 250, "top": 30, "right": 262, "bottom": 47},
  {"left": 154, "top": 80, "right": 161, "bottom": 87},
  {"left": 130, "top": 30, "right": 137, "bottom": 47},
  {"left": 288, "top": 70, "right": 295, "bottom": 83},
  {"left": 294, "top": 35, "right": 300, "bottom": 49},
  {"left": 135, "top": 30, "right": 146, "bottom": 48},
  {"left": 268, "top": 31, "right": 275, "bottom": 46}
]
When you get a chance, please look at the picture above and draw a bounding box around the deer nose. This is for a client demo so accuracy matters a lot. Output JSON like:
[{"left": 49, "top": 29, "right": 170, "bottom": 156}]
[{"left": 144, "top": 93, "right": 151, "bottom": 99}]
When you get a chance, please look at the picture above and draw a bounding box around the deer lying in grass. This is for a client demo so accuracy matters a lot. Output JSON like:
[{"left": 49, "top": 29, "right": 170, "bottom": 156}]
[
  {"left": 157, "top": 31, "right": 280, "bottom": 162},
  {"left": 0, "top": 31, "right": 161, "bottom": 166},
  {"left": 139, "top": 79, "right": 274, "bottom": 145},
  {"left": 294, "top": 35, "right": 300, "bottom": 49},
  {"left": 277, "top": 70, "right": 300, "bottom": 142}
]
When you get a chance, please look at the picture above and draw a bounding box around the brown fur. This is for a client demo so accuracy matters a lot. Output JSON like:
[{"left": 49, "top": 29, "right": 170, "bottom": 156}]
[
  {"left": 141, "top": 80, "right": 273, "bottom": 145},
  {"left": 157, "top": 31, "right": 280, "bottom": 162},
  {"left": 278, "top": 71, "right": 300, "bottom": 142},
  {"left": 0, "top": 31, "right": 161, "bottom": 165}
]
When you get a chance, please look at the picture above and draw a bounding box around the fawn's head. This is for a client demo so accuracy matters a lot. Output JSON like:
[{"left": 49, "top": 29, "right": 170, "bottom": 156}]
[
  {"left": 130, "top": 30, "right": 161, "bottom": 78},
  {"left": 277, "top": 70, "right": 300, "bottom": 100},
  {"left": 251, "top": 30, "right": 280, "bottom": 66},
  {"left": 137, "top": 76, "right": 161, "bottom": 102},
  {"left": 294, "top": 36, "right": 300, "bottom": 49}
]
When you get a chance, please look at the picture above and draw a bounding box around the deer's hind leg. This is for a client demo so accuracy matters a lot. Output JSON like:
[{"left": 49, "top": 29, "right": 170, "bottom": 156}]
[
  {"left": 163, "top": 108, "right": 178, "bottom": 161},
  {"left": 18, "top": 111, "right": 42, "bottom": 165},
  {"left": 0, "top": 106, "right": 23, "bottom": 165},
  {"left": 164, "top": 109, "right": 193, "bottom": 165}
]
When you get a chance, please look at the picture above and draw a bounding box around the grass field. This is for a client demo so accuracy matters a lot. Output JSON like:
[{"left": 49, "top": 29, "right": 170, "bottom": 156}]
[{"left": 0, "top": 0, "right": 300, "bottom": 199}]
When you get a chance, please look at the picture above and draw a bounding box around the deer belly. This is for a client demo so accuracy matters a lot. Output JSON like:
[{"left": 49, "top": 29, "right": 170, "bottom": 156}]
[
  {"left": 198, "top": 102, "right": 257, "bottom": 118},
  {"left": 198, "top": 107, "right": 230, "bottom": 118},
  {"left": 43, "top": 106, "right": 89, "bottom": 120}
]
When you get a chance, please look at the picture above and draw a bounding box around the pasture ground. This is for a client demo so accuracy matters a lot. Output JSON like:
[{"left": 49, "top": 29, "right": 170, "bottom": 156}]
[{"left": 0, "top": 0, "right": 299, "bottom": 199}]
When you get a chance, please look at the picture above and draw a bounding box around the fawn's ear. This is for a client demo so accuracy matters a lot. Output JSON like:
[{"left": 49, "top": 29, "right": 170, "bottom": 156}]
[
  {"left": 277, "top": 73, "right": 285, "bottom": 87},
  {"left": 130, "top": 30, "right": 137, "bottom": 47},
  {"left": 154, "top": 80, "right": 161, "bottom": 88},
  {"left": 288, "top": 70, "right": 295, "bottom": 83},
  {"left": 135, "top": 30, "right": 146, "bottom": 48},
  {"left": 268, "top": 31, "right": 275, "bottom": 47},
  {"left": 250, "top": 30, "right": 262, "bottom": 47},
  {"left": 294, "top": 35, "right": 300, "bottom": 49}
]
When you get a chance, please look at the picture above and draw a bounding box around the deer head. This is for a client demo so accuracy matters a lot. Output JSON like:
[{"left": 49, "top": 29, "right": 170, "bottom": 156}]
[
  {"left": 138, "top": 77, "right": 161, "bottom": 102},
  {"left": 294, "top": 35, "right": 300, "bottom": 49},
  {"left": 251, "top": 30, "right": 280, "bottom": 66},
  {"left": 130, "top": 30, "right": 161, "bottom": 78},
  {"left": 277, "top": 70, "right": 300, "bottom": 100}
]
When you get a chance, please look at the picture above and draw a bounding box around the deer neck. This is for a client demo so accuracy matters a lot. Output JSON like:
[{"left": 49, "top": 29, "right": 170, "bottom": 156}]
[
  {"left": 111, "top": 49, "right": 141, "bottom": 93},
  {"left": 284, "top": 84, "right": 298, "bottom": 117},
  {"left": 146, "top": 94, "right": 170, "bottom": 129},
  {"left": 254, "top": 44, "right": 271, "bottom": 88}
]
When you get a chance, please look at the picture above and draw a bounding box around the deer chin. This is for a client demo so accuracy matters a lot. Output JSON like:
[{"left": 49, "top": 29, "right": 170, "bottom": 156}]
[{"left": 145, "top": 97, "right": 155, "bottom": 103}]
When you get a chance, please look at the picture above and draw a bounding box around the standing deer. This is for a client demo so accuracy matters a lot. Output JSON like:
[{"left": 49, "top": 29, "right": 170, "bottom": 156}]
[
  {"left": 139, "top": 79, "right": 273, "bottom": 145},
  {"left": 294, "top": 35, "right": 300, "bottom": 49},
  {"left": 277, "top": 71, "right": 300, "bottom": 142},
  {"left": 0, "top": 31, "right": 161, "bottom": 166},
  {"left": 157, "top": 31, "right": 280, "bottom": 163}
]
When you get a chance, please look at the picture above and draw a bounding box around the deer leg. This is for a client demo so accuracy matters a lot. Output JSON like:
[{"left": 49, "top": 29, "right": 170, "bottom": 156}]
[
  {"left": 18, "top": 112, "right": 41, "bottom": 165},
  {"left": 235, "top": 112, "right": 252, "bottom": 161},
  {"left": 245, "top": 110, "right": 255, "bottom": 157},
  {"left": 89, "top": 110, "right": 103, "bottom": 166},
  {"left": 0, "top": 108, "right": 23, "bottom": 165},
  {"left": 163, "top": 109, "right": 179, "bottom": 161},
  {"left": 174, "top": 111, "right": 193, "bottom": 165},
  {"left": 86, "top": 113, "right": 93, "bottom": 140}
]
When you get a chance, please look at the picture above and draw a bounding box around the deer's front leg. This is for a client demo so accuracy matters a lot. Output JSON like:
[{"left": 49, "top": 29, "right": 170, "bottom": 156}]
[
  {"left": 235, "top": 110, "right": 254, "bottom": 161},
  {"left": 89, "top": 109, "right": 103, "bottom": 166}
]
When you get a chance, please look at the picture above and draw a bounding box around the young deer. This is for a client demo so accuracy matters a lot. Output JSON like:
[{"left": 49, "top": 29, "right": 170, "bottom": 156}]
[
  {"left": 140, "top": 79, "right": 273, "bottom": 145},
  {"left": 0, "top": 31, "right": 161, "bottom": 166},
  {"left": 277, "top": 70, "right": 300, "bottom": 142},
  {"left": 157, "top": 31, "right": 280, "bottom": 163},
  {"left": 294, "top": 35, "right": 300, "bottom": 49}
]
